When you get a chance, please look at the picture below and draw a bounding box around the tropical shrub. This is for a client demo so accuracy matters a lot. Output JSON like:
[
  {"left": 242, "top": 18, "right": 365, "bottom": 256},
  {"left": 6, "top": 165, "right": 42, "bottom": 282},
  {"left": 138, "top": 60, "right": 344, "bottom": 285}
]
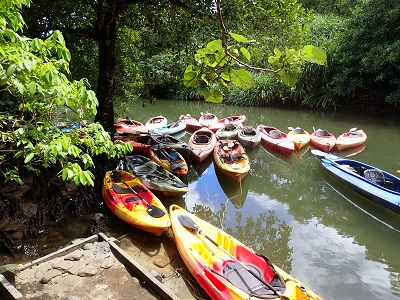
[{"left": 0, "top": 0, "right": 131, "bottom": 185}]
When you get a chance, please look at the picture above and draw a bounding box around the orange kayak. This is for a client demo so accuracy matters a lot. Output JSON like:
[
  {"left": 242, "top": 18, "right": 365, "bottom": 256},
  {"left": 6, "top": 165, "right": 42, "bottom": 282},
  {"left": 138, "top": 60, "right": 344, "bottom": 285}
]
[
  {"left": 336, "top": 129, "right": 367, "bottom": 151},
  {"left": 310, "top": 129, "right": 336, "bottom": 152}
]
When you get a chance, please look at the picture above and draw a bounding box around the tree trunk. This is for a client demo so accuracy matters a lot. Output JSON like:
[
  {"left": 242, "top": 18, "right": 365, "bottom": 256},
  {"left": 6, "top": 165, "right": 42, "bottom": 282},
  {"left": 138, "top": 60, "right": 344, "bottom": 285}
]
[{"left": 94, "top": 2, "right": 119, "bottom": 134}]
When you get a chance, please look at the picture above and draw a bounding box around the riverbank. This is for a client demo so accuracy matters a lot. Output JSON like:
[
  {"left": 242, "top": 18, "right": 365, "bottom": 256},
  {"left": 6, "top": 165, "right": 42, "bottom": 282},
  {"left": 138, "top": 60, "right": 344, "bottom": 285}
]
[{"left": 1, "top": 231, "right": 209, "bottom": 300}]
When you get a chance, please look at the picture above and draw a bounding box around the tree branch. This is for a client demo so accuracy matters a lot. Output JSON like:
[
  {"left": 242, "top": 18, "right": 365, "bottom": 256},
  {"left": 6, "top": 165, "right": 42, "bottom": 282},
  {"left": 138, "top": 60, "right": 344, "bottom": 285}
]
[{"left": 215, "top": 0, "right": 279, "bottom": 74}]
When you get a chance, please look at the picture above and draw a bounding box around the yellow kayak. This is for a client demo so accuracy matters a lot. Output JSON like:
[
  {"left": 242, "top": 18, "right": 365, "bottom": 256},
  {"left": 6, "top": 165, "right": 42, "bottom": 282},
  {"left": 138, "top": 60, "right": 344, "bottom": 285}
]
[
  {"left": 213, "top": 140, "right": 250, "bottom": 182},
  {"left": 102, "top": 170, "right": 170, "bottom": 236},
  {"left": 287, "top": 127, "right": 311, "bottom": 150},
  {"left": 170, "top": 204, "right": 321, "bottom": 300}
]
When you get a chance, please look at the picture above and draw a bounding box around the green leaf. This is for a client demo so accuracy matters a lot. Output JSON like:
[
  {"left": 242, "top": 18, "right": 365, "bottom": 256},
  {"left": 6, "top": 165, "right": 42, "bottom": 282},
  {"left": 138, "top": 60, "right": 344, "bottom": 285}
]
[
  {"left": 302, "top": 45, "right": 327, "bottom": 65},
  {"left": 274, "top": 48, "right": 283, "bottom": 57},
  {"left": 230, "top": 69, "right": 254, "bottom": 90},
  {"left": 27, "top": 82, "right": 36, "bottom": 95},
  {"left": 6, "top": 64, "right": 16, "bottom": 76},
  {"left": 183, "top": 65, "right": 199, "bottom": 87},
  {"left": 240, "top": 47, "right": 251, "bottom": 61},
  {"left": 201, "top": 88, "right": 223, "bottom": 103},
  {"left": 229, "top": 33, "right": 256, "bottom": 44},
  {"left": 278, "top": 69, "right": 299, "bottom": 86},
  {"left": 24, "top": 152, "right": 34, "bottom": 163}
]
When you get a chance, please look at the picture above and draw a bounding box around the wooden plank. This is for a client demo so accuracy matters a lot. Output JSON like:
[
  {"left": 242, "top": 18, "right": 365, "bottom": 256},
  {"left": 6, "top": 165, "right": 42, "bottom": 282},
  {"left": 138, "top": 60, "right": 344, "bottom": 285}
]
[{"left": 98, "top": 232, "right": 180, "bottom": 300}]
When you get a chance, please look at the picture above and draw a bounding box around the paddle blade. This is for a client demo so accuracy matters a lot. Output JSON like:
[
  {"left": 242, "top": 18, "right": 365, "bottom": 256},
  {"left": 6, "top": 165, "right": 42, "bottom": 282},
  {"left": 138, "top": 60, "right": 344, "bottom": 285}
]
[
  {"left": 177, "top": 214, "right": 200, "bottom": 232},
  {"left": 147, "top": 205, "right": 166, "bottom": 218},
  {"left": 349, "top": 127, "right": 357, "bottom": 132},
  {"left": 310, "top": 149, "right": 328, "bottom": 158}
]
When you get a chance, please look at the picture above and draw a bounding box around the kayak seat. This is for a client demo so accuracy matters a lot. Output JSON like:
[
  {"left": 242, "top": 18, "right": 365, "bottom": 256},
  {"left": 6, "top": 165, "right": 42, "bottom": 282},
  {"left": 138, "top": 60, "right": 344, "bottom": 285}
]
[
  {"left": 269, "top": 130, "right": 281, "bottom": 138},
  {"left": 112, "top": 183, "right": 142, "bottom": 194},
  {"left": 315, "top": 129, "right": 329, "bottom": 137},
  {"left": 364, "top": 169, "right": 385, "bottom": 186},
  {"left": 126, "top": 197, "right": 140, "bottom": 203},
  {"left": 293, "top": 128, "right": 305, "bottom": 134},
  {"left": 242, "top": 126, "right": 256, "bottom": 135},
  {"left": 195, "top": 135, "right": 210, "bottom": 143},
  {"left": 353, "top": 165, "right": 367, "bottom": 176},
  {"left": 223, "top": 262, "right": 284, "bottom": 298}
]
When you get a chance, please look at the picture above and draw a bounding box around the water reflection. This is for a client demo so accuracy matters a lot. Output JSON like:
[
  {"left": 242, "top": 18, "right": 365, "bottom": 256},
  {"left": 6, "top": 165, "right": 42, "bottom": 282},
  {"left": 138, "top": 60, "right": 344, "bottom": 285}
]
[
  {"left": 293, "top": 143, "right": 310, "bottom": 160},
  {"left": 214, "top": 164, "right": 250, "bottom": 209},
  {"left": 261, "top": 144, "right": 295, "bottom": 165}
]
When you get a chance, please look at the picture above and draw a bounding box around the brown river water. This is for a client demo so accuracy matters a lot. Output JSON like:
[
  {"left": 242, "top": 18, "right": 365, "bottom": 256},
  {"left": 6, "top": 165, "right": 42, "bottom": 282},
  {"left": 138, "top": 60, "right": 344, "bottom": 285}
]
[{"left": 2, "top": 99, "right": 400, "bottom": 300}]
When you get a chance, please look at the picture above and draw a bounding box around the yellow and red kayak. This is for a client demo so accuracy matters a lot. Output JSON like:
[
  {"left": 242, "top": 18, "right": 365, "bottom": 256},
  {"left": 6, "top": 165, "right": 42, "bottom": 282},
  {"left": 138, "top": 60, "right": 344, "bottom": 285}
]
[
  {"left": 170, "top": 205, "right": 321, "bottom": 300},
  {"left": 102, "top": 170, "right": 170, "bottom": 236},
  {"left": 213, "top": 140, "right": 250, "bottom": 182}
]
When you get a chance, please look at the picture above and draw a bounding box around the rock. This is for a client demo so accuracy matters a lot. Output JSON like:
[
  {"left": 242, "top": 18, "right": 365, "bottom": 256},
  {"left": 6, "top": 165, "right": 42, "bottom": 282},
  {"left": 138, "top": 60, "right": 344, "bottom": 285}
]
[
  {"left": 34, "top": 263, "right": 53, "bottom": 279},
  {"left": 119, "top": 275, "right": 129, "bottom": 285},
  {"left": 153, "top": 256, "right": 171, "bottom": 268},
  {"left": 100, "top": 257, "right": 114, "bottom": 269},
  {"left": 77, "top": 265, "right": 98, "bottom": 277},
  {"left": 131, "top": 276, "right": 141, "bottom": 287},
  {"left": 92, "top": 241, "right": 111, "bottom": 258},
  {"left": 95, "top": 284, "right": 109, "bottom": 291},
  {"left": 64, "top": 249, "right": 84, "bottom": 261},
  {"left": 52, "top": 260, "right": 74, "bottom": 271},
  {"left": 40, "top": 269, "right": 62, "bottom": 284},
  {"left": 83, "top": 243, "right": 94, "bottom": 250}
]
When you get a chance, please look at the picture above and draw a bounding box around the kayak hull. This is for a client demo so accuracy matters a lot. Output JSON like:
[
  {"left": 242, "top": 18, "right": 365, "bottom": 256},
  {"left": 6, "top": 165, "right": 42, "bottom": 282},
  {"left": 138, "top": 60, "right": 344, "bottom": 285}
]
[
  {"left": 336, "top": 129, "right": 367, "bottom": 151},
  {"left": 213, "top": 140, "right": 250, "bottom": 182},
  {"left": 102, "top": 170, "right": 170, "bottom": 236},
  {"left": 287, "top": 130, "right": 311, "bottom": 150},
  {"left": 310, "top": 129, "right": 336, "bottom": 152},
  {"left": 257, "top": 125, "right": 294, "bottom": 155},
  {"left": 319, "top": 154, "right": 400, "bottom": 213},
  {"left": 189, "top": 127, "right": 217, "bottom": 162},
  {"left": 118, "top": 155, "right": 188, "bottom": 199}
]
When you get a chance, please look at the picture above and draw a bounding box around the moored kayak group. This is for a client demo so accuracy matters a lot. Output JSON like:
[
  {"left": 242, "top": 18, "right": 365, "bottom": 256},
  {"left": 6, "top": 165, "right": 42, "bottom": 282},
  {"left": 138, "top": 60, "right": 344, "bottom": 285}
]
[{"left": 101, "top": 112, "right": 326, "bottom": 299}]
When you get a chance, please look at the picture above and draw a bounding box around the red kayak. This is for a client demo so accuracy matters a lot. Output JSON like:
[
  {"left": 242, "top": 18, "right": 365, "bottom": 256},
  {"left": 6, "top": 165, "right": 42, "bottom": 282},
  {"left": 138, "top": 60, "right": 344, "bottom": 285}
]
[
  {"left": 257, "top": 125, "right": 294, "bottom": 155},
  {"left": 199, "top": 112, "right": 218, "bottom": 128},
  {"left": 114, "top": 118, "right": 149, "bottom": 135},
  {"left": 209, "top": 115, "right": 246, "bottom": 133},
  {"left": 189, "top": 127, "right": 217, "bottom": 162},
  {"left": 310, "top": 129, "right": 336, "bottom": 152},
  {"left": 179, "top": 114, "right": 203, "bottom": 132}
]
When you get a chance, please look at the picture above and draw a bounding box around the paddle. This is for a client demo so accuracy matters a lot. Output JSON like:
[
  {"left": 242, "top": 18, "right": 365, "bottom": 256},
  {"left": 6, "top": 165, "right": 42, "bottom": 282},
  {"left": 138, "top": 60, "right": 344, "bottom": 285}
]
[
  {"left": 349, "top": 127, "right": 357, "bottom": 132},
  {"left": 110, "top": 171, "right": 166, "bottom": 218},
  {"left": 311, "top": 149, "right": 338, "bottom": 161},
  {"left": 177, "top": 214, "right": 290, "bottom": 300},
  {"left": 155, "top": 145, "right": 185, "bottom": 170}
]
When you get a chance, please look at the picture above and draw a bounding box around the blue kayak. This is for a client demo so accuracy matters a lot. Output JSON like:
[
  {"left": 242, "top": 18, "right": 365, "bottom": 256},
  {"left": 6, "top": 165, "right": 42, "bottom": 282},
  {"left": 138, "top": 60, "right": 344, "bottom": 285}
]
[{"left": 314, "top": 150, "right": 400, "bottom": 214}]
